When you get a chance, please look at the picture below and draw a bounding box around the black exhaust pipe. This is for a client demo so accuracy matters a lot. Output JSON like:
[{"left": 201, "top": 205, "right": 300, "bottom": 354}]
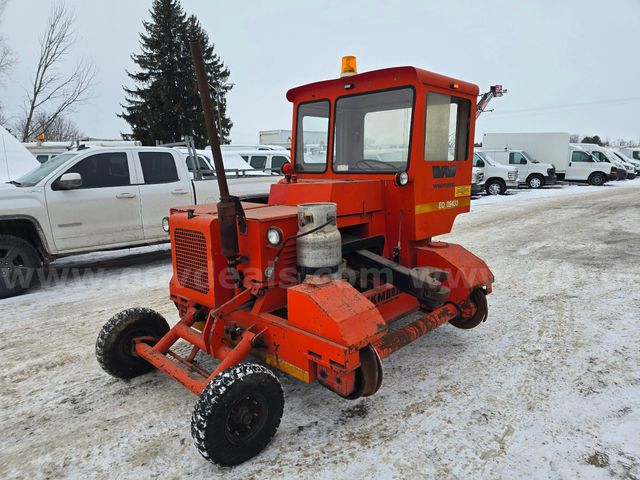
[{"left": 189, "top": 41, "right": 244, "bottom": 266}]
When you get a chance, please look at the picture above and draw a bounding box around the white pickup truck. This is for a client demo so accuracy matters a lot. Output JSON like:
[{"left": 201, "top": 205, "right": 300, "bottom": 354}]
[{"left": 0, "top": 145, "right": 281, "bottom": 298}]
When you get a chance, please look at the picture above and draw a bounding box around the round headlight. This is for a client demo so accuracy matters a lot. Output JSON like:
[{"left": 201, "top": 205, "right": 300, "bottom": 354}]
[
  {"left": 266, "top": 227, "right": 283, "bottom": 246},
  {"left": 162, "top": 217, "right": 170, "bottom": 233},
  {"left": 395, "top": 171, "right": 409, "bottom": 186}
]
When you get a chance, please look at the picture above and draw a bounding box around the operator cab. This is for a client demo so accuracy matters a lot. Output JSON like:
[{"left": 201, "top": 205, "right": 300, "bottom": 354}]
[{"left": 281, "top": 58, "right": 479, "bottom": 244}]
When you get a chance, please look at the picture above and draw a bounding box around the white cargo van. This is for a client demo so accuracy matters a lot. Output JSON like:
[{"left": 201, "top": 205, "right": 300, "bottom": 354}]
[
  {"left": 620, "top": 148, "right": 640, "bottom": 161},
  {"left": 482, "top": 133, "right": 616, "bottom": 185},
  {"left": 477, "top": 148, "right": 556, "bottom": 189},
  {"left": 233, "top": 149, "right": 291, "bottom": 175},
  {"left": 576, "top": 144, "right": 632, "bottom": 180},
  {"left": 472, "top": 151, "right": 519, "bottom": 195},
  {"left": 613, "top": 150, "right": 640, "bottom": 175}
]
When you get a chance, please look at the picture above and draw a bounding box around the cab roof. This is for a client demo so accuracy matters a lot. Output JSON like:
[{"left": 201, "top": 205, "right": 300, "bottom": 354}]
[{"left": 286, "top": 66, "right": 479, "bottom": 102}]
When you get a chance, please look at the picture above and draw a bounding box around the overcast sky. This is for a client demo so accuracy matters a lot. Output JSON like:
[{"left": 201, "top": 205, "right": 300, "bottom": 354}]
[{"left": 1, "top": 0, "right": 639, "bottom": 144}]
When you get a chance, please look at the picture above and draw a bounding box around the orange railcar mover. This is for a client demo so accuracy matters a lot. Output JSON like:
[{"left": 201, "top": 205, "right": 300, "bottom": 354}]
[{"left": 96, "top": 48, "right": 494, "bottom": 467}]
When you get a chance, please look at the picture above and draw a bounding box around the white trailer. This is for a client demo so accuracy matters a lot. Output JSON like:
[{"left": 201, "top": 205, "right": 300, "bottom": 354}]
[
  {"left": 1, "top": 126, "right": 40, "bottom": 182},
  {"left": 482, "top": 132, "right": 616, "bottom": 185}
]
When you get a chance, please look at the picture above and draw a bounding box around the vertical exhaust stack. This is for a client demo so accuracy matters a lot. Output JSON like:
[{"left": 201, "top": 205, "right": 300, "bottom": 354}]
[{"left": 189, "top": 41, "right": 243, "bottom": 270}]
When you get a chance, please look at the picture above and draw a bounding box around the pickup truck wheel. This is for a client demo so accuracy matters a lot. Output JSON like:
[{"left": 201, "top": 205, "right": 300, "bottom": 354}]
[
  {"left": 485, "top": 179, "right": 506, "bottom": 195},
  {"left": 95, "top": 307, "right": 170, "bottom": 379},
  {"left": 527, "top": 174, "right": 544, "bottom": 189},
  {"left": 0, "top": 234, "right": 41, "bottom": 299},
  {"left": 588, "top": 172, "right": 606, "bottom": 186}
]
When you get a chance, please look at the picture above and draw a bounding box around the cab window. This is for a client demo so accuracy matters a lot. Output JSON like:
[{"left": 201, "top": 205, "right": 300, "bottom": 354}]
[
  {"left": 271, "top": 155, "right": 289, "bottom": 173},
  {"left": 424, "top": 92, "right": 471, "bottom": 161},
  {"left": 509, "top": 152, "right": 527, "bottom": 165},
  {"left": 56, "top": 152, "right": 130, "bottom": 189},
  {"left": 333, "top": 87, "right": 413, "bottom": 173},
  {"left": 295, "top": 100, "right": 330, "bottom": 173},
  {"left": 571, "top": 151, "right": 593, "bottom": 162},
  {"left": 139, "top": 152, "right": 179, "bottom": 184},
  {"left": 249, "top": 155, "right": 267, "bottom": 169}
]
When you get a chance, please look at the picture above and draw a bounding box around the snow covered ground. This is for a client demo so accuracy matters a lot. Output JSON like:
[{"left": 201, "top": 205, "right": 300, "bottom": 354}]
[{"left": 1, "top": 180, "right": 639, "bottom": 479}]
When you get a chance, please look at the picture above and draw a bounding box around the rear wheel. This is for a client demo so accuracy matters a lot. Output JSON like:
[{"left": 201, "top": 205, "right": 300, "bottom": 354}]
[
  {"left": 527, "top": 174, "right": 544, "bottom": 189},
  {"left": 450, "top": 289, "right": 488, "bottom": 329},
  {"left": 485, "top": 179, "right": 506, "bottom": 195},
  {"left": 588, "top": 172, "right": 606, "bottom": 186},
  {"left": 191, "top": 363, "right": 284, "bottom": 467},
  {"left": 95, "top": 307, "right": 170, "bottom": 379},
  {"left": 0, "top": 234, "right": 41, "bottom": 299}
]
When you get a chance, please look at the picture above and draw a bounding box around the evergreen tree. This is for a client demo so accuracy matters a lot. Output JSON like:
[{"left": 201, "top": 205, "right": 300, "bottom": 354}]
[{"left": 120, "top": 0, "right": 232, "bottom": 146}]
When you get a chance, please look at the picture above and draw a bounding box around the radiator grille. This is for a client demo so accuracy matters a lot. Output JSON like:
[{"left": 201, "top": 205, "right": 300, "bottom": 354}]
[
  {"left": 281, "top": 241, "right": 297, "bottom": 270},
  {"left": 174, "top": 228, "right": 209, "bottom": 294}
]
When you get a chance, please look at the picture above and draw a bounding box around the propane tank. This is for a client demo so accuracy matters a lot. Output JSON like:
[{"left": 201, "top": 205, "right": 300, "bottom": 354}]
[{"left": 296, "top": 202, "right": 341, "bottom": 277}]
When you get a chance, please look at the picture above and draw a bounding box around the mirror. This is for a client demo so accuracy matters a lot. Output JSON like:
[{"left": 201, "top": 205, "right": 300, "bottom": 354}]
[
  {"left": 476, "top": 159, "right": 485, "bottom": 168},
  {"left": 58, "top": 172, "right": 83, "bottom": 189},
  {"left": 520, "top": 159, "right": 527, "bottom": 165}
]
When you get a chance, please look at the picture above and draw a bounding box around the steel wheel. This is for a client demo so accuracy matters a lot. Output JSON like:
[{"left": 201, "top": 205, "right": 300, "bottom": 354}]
[
  {"left": 346, "top": 344, "right": 383, "bottom": 399},
  {"left": 449, "top": 289, "right": 488, "bottom": 329}
]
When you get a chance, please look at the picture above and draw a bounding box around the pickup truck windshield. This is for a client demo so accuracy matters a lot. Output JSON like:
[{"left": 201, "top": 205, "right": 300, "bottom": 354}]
[
  {"left": 14, "top": 152, "right": 79, "bottom": 186},
  {"left": 333, "top": 88, "right": 413, "bottom": 173}
]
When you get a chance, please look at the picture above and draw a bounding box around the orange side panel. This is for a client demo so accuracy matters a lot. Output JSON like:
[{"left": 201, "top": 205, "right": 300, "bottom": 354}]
[
  {"left": 415, "top": 242, "right": 494, "bottom": 303},
  {"left": 287, "top": 278, "right": 387, "bottom": 348}
]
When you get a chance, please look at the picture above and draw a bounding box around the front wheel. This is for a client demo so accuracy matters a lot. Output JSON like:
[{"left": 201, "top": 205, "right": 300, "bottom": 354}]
[
  {"left": 485, "top": 179, "right": 506, "bottom": 195},
  {"left": 527, "top": 174, "right": 544, "bottom": 189},
  {"left": 0, "top": 234, "right": 41, "bottom": 299},
  {"left": 191, "top": 363, "right": 284, "bottom": 467},
  {"left": 588, "top": 172, "right": 606, "bottom": 186},
  {"left": 95, "top": 307, "right": 170, "bottom": 379}
]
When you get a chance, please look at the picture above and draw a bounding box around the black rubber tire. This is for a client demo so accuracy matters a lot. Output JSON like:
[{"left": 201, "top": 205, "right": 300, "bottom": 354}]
[
  {"left": 191, "top": 363, "right": 284, "bottom": 467},
  {"left": 450, "top": 289, "right": 488, "bottom": 330},
  {"left": 588, "top": 172, "right": 606, "bottom": 186},
  {"left": 527, "top": 174, "right": 545, "bottom": 189},
  {"left": 0, "top": 234, "right": 41, "bottom": 299},
  {"left": 95, "top": 307, "right": 170, "bottom": 379},
  {"left": 485, "top": 179, "right": 506, "bottom": 195}
]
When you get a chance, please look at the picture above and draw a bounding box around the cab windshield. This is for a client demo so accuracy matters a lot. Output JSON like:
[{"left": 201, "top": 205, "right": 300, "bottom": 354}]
[
  {"left": 474, "top": 152, "right": 497, "bottom": 167},
  {"left": 14, "top": 152, "right": 79, "bottom": 187},
  {"left": 333, "top": 87, "right": 414, "bottom": 173}
]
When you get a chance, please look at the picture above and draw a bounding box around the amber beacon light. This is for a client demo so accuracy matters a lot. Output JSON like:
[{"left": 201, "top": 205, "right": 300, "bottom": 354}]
[{"left": 341, "top": 55, "right": 357, "bottom": 77}]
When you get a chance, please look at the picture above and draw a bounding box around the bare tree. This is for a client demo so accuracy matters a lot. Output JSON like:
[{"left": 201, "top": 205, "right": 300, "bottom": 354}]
[
  {"left": 16, "top": 110, "right": 83, "bottom": 141},
  {"left": 0, "top": 0, "right": 13, "bottom": 80},
  {"left": 19, "top": 2, "right": 94, "bottom": 141},
  {"left": 0, "top": 0, "right": 14, "bottom": 125}
]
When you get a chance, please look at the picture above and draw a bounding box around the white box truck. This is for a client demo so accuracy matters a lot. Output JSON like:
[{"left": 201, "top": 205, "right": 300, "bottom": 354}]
[{"left": 482, "top": 133, "right": 616, "bottom": 186}]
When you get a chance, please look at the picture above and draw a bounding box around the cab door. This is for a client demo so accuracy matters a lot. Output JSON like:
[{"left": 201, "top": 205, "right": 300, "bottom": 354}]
[
  {"left": 132, "top": 150, "right": 193, "bottom": 240},
  {"left": 509, "top": 151, "right": 529, "bottom": 180},
  {"left": 45, "top": 151, "right": 143, "bottom": 251},
  {"left": 566, "top": 150, "right": 596, "bottom": 180}
]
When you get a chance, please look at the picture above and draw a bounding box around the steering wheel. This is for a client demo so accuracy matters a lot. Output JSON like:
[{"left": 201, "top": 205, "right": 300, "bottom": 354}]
[{"left": 354, "top": 158, "right": 399, "bottom": 171}]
